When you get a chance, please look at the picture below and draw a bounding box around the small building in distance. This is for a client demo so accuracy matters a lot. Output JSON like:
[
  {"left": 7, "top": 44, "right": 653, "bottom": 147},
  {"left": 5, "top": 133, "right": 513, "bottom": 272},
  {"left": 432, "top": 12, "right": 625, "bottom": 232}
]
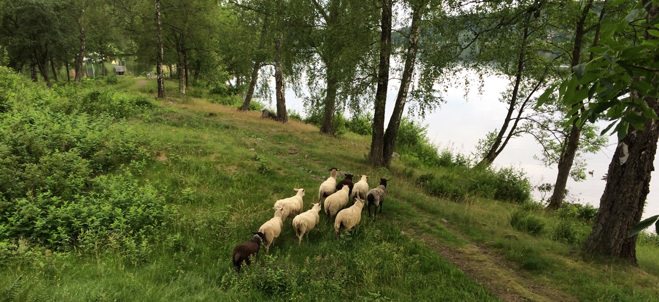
[{"left": 115, "top": 65, "right": 126, "bottom": 76}]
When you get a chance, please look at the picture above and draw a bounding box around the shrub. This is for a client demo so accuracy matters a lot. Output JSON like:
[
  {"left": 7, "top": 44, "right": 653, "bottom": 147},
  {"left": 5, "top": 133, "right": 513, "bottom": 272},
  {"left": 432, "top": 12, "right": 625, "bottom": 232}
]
[
  {"left": 186, "top": 88, "right": 204, "bottom": 98},
  {"left": 209, "top": 83, "right": 231, "bottom": 96},
  {"left": 558, "top": 203, "right": 598, "bottom": 223},
  {"left": 492, "top": 168, "right": 531, "bottom": 203},
  {"left": 288, "top": 110, "right": 302, "bottom": 121},
  {"left": 466, "top": 167, "right": 531, "bottom": 203},
  {"left": 303, "top": 110, "right": 347, "bottom": 136},
  {"left": 104, "top": 74, "right": 118, "bottom": 85},
  {"left": 346, "top": 113, "right": 372, "bottom": 135},
  {"left": 552, "top": 220, "right": 582, "bottom": 244},
  {"left": 247, "top": 101, "right": 265, "bottom": 111},
  {"left": 333, "top": 112, "right": 347, "bottom": 136},
  {"left": 576, "top": 204, "right": 598, "bottom": 222},
  {"left": 416, "top": 173, "right": 467, "bottom": 202},
  {"left": 510, "top": 210, "right": 545, "bottom": 236},
  {"left": 0, "top": 172, "right": 171, "bottom": 251},
  {"left": 638, "top": 232, "right": 659, "bottom": 247},
  {"left": 520, "top": 201, "right": 544, "bottom": 212},
  {"left": 210, "top": 95, "right": 239, "bottom": 106},
  {"left": 0, "top": 66, "right": 167, "bottom": 254},
  {"left": 395, "top": 118, "right": 444, "bottom": 167}
]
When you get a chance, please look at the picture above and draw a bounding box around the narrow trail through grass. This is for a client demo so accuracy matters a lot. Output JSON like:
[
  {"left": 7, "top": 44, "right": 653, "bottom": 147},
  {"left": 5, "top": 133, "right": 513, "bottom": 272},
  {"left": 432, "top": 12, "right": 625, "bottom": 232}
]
[{"left": 399, "top": 202, "right": 576, "bottom": 302}]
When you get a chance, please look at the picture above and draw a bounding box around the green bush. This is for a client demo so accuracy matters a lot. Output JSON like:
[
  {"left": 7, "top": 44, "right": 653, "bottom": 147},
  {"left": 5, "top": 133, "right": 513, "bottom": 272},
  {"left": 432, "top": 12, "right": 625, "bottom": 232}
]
[
  {"left": 558, "top": 203, "right": 598, "bottom": 223},
  {"left": 552, "top": 220, "right": 583, "bottom": 244},
  {"left": 333, "top": 112, "right": 347, "bottom": 136},
  {"left": 288, "top": 110, "right": 302, "bottom": 121},
  {"left": 638, "top": 232, "right": 659, "bottom": 247},
  {"left": 346, "top": 113, "right": 372, "bottom": 135},
  {"left": 510, "top": 210, "right": 545, "bottom": 236},
  {"left": 303, "top": 109, "right": 323, "bottom": 126},
  {"left": 466, "top": 167, "right": 531, "bottom": 203},
  {"left": 0, "top": 172, "right": 170, "bottom": 251},
  {"left": 104, "top": 74, "right": 118, "bottom": 85},
  {"left": 52, "top": 89, "right": 156, "bottom": 119},
  {"left": 186, "top": 88, "right": 204, "bottom": 98},
  {"left": 210, "top": 95, "right": 239, "bottom": 106},
  {"left": 0, "top": 66, "right": 168, "bottom": 254},
  {"left": 303, "top": 110, "right": 347, "bottom": 136},
  {"left": 247, "top": 101, "right": 265, "bottom": 111},
  {"left": 416, "top": 173, "right": 467, "bottom": 202}
]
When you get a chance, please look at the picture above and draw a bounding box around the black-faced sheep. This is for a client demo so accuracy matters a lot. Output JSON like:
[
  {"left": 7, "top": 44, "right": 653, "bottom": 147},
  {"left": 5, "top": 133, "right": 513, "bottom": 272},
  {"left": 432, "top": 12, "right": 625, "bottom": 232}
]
[
  {"left": 291, "top": 202, "right": 322, "bottom": 246},
  {"left": 273, "top": 188, "right": 305, "bottom": 221},
  {"left": 232, "top": 232, "right": 266, "bottom": 273},
  {"left": 351, "top": 175, "right": 369, "bottom": 201},
  {"left": 318, "top": 168, "right": 338, "bottom": 203},
  {"left": 366, "top": 178, "right": 389, "bottom": 221},
  {"left": 335, "top": 173, "right": 354, "bottom": 198},
  {"left": 334, "top": 197, "right": 365, "bottom": 237},
  {"left": 259, "top": 209, "right": 284, "bottom": 253},
  {"left": 323, "top": 185, "right": 350, "bottom": 221}
]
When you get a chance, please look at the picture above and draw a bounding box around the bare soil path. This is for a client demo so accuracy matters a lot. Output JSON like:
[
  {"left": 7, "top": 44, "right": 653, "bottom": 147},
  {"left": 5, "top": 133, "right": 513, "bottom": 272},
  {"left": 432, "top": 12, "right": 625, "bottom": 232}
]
[{"left": 401, "top": 203, "right": 576, "bottom": 302}]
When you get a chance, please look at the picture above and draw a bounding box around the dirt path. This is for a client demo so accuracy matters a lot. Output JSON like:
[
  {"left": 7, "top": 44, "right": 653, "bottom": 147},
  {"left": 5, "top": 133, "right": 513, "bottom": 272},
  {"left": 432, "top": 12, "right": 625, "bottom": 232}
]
[
  {"left": 136, "top": 79, "right": 148, "bottom": 88},
  {"left": 402, "top": 204, "right": 576, "bottom": 302}
]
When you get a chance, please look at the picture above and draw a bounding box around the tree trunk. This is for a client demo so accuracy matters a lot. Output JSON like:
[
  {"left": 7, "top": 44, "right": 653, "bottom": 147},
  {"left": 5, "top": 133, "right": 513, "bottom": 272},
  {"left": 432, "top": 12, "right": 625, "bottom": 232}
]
[
  {"left": 50, "top": 57, "right": 58, "bottom": 82},
  {"left": 320, "top": 70, "right": 337, "bottom": 135},
  {"left": 36, "top": 58, "right": 51, "bottom": 88},
  {"left": 241, "top": 61, "right": 262, "bottom": 111},
  {"left": 65, "top": 60, "right": 70, "bottom": 84},
  {"left": 35, "top": 48, "right": 51, "bottom": 88},
  {"left": 547, "top": 0, "right": 594, "bottom": 210},
  {"left": 369, "top": 0, "right": 393, "bottom": 167},
  {"left": 476, "top": 20, "right": 530, "bottom": 168},
  {"left": 30, "top": 59, "right": 38, "bottom": 83},
  {"left": 240, "top": 15, "right": 268, "bottom": 111},
  {"left": 101, "top": 58, "right": 106, "bottom": 77},
  {"left": 184, "top": 49, "right": 189, "bottom": 89},
  {"left": 155, "top": 0, "right": 165, "bottom": 98},
  {"left": 274, "top": 31, "right": 287, "bottom": 122},
  {"left": 583, "top": 0, "right": 659, "bottom": 263},
  {"left": 584, "top": 101, "right": 659, "bottom": 262},
  {"left": 383, "top": 1, "right": 423, "bottom": 166},
  {"left": 178, "top": 50, "right": 185, "bottom": 95},
  {"left": 74, "top": 19, "right": 86, "bottom": 84}
]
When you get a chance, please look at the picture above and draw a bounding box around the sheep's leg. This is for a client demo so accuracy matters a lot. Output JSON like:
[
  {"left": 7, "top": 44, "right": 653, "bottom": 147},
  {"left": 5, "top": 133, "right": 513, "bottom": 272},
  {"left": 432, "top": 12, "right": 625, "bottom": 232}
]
[
  {"left": 379, "top": 200, "right": 383, "bottom": 213},
  {"left": 245, "top": 257, "right": 251, "bottom": 267},
  {"left": 368, "top": 203, "right": 372, "bottom": 217},
  {"left": 373, "top": 205, "right": 378, "bottom": 221}
]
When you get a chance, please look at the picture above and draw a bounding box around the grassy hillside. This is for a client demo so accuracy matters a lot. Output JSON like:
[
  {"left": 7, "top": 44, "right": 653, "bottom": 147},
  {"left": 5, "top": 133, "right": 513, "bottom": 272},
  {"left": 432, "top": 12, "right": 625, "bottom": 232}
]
[{"left": 1, "top": 74, "right": 659, "bottom": 301}]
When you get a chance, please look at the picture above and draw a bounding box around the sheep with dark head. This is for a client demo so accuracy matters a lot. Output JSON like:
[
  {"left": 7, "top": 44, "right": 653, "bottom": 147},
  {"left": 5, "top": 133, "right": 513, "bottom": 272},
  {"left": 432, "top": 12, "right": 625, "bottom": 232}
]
[
  {"left": 366, "top": 178, "right": 389, "bottom": 221},
  {"left": 335, "top": 173, "right": 354, "bottom": 198},
  {"left": 232, "top": 232, "right": 266, "bottom": 273}
]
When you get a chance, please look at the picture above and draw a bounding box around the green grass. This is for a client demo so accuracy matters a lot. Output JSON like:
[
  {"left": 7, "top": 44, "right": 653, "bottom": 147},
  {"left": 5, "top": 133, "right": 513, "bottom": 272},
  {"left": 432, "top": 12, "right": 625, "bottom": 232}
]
[{"left": 1, "top": 77, "right": 659, "bottom": 301}]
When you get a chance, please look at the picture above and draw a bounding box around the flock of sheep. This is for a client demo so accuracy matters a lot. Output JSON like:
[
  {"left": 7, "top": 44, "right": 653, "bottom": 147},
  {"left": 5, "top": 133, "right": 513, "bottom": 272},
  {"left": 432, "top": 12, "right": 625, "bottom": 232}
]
[{"left": 232, "top": 168, "right": 389, "bottom": 272}]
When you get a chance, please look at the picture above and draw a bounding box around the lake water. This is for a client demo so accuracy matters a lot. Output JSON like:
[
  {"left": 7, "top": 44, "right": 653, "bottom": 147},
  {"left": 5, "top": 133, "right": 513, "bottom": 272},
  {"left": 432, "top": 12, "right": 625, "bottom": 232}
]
[{"left": 270, "top": 69, "right": 659, "bottom": 222}]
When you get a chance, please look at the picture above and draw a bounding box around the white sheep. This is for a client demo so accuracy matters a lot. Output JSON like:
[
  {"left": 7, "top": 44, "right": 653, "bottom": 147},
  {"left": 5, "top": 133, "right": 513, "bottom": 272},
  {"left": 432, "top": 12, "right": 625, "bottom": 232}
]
[
  {"left": 367, "top": 178, "right": 389, "bottom": 221},
  {"left": 273, "top": 188, "right": 305, "bottom": 221},
  {"left": 291, "top": 202, "right": 322, "bottom": 246},
  {"left": 258, "top": 209, "right": 284, "bottom": 253},
  {"left": 334, "top": 197, "right": 365, "bottom": 237},
  {"left": 351, "top": 175, "right": 369, "bottom": 201},
  {"left": 318, "top": 168, "right": 338, "bottom": 203},
  {"left": 323, "top": 185, "right": 350, "bottom": 221}
]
